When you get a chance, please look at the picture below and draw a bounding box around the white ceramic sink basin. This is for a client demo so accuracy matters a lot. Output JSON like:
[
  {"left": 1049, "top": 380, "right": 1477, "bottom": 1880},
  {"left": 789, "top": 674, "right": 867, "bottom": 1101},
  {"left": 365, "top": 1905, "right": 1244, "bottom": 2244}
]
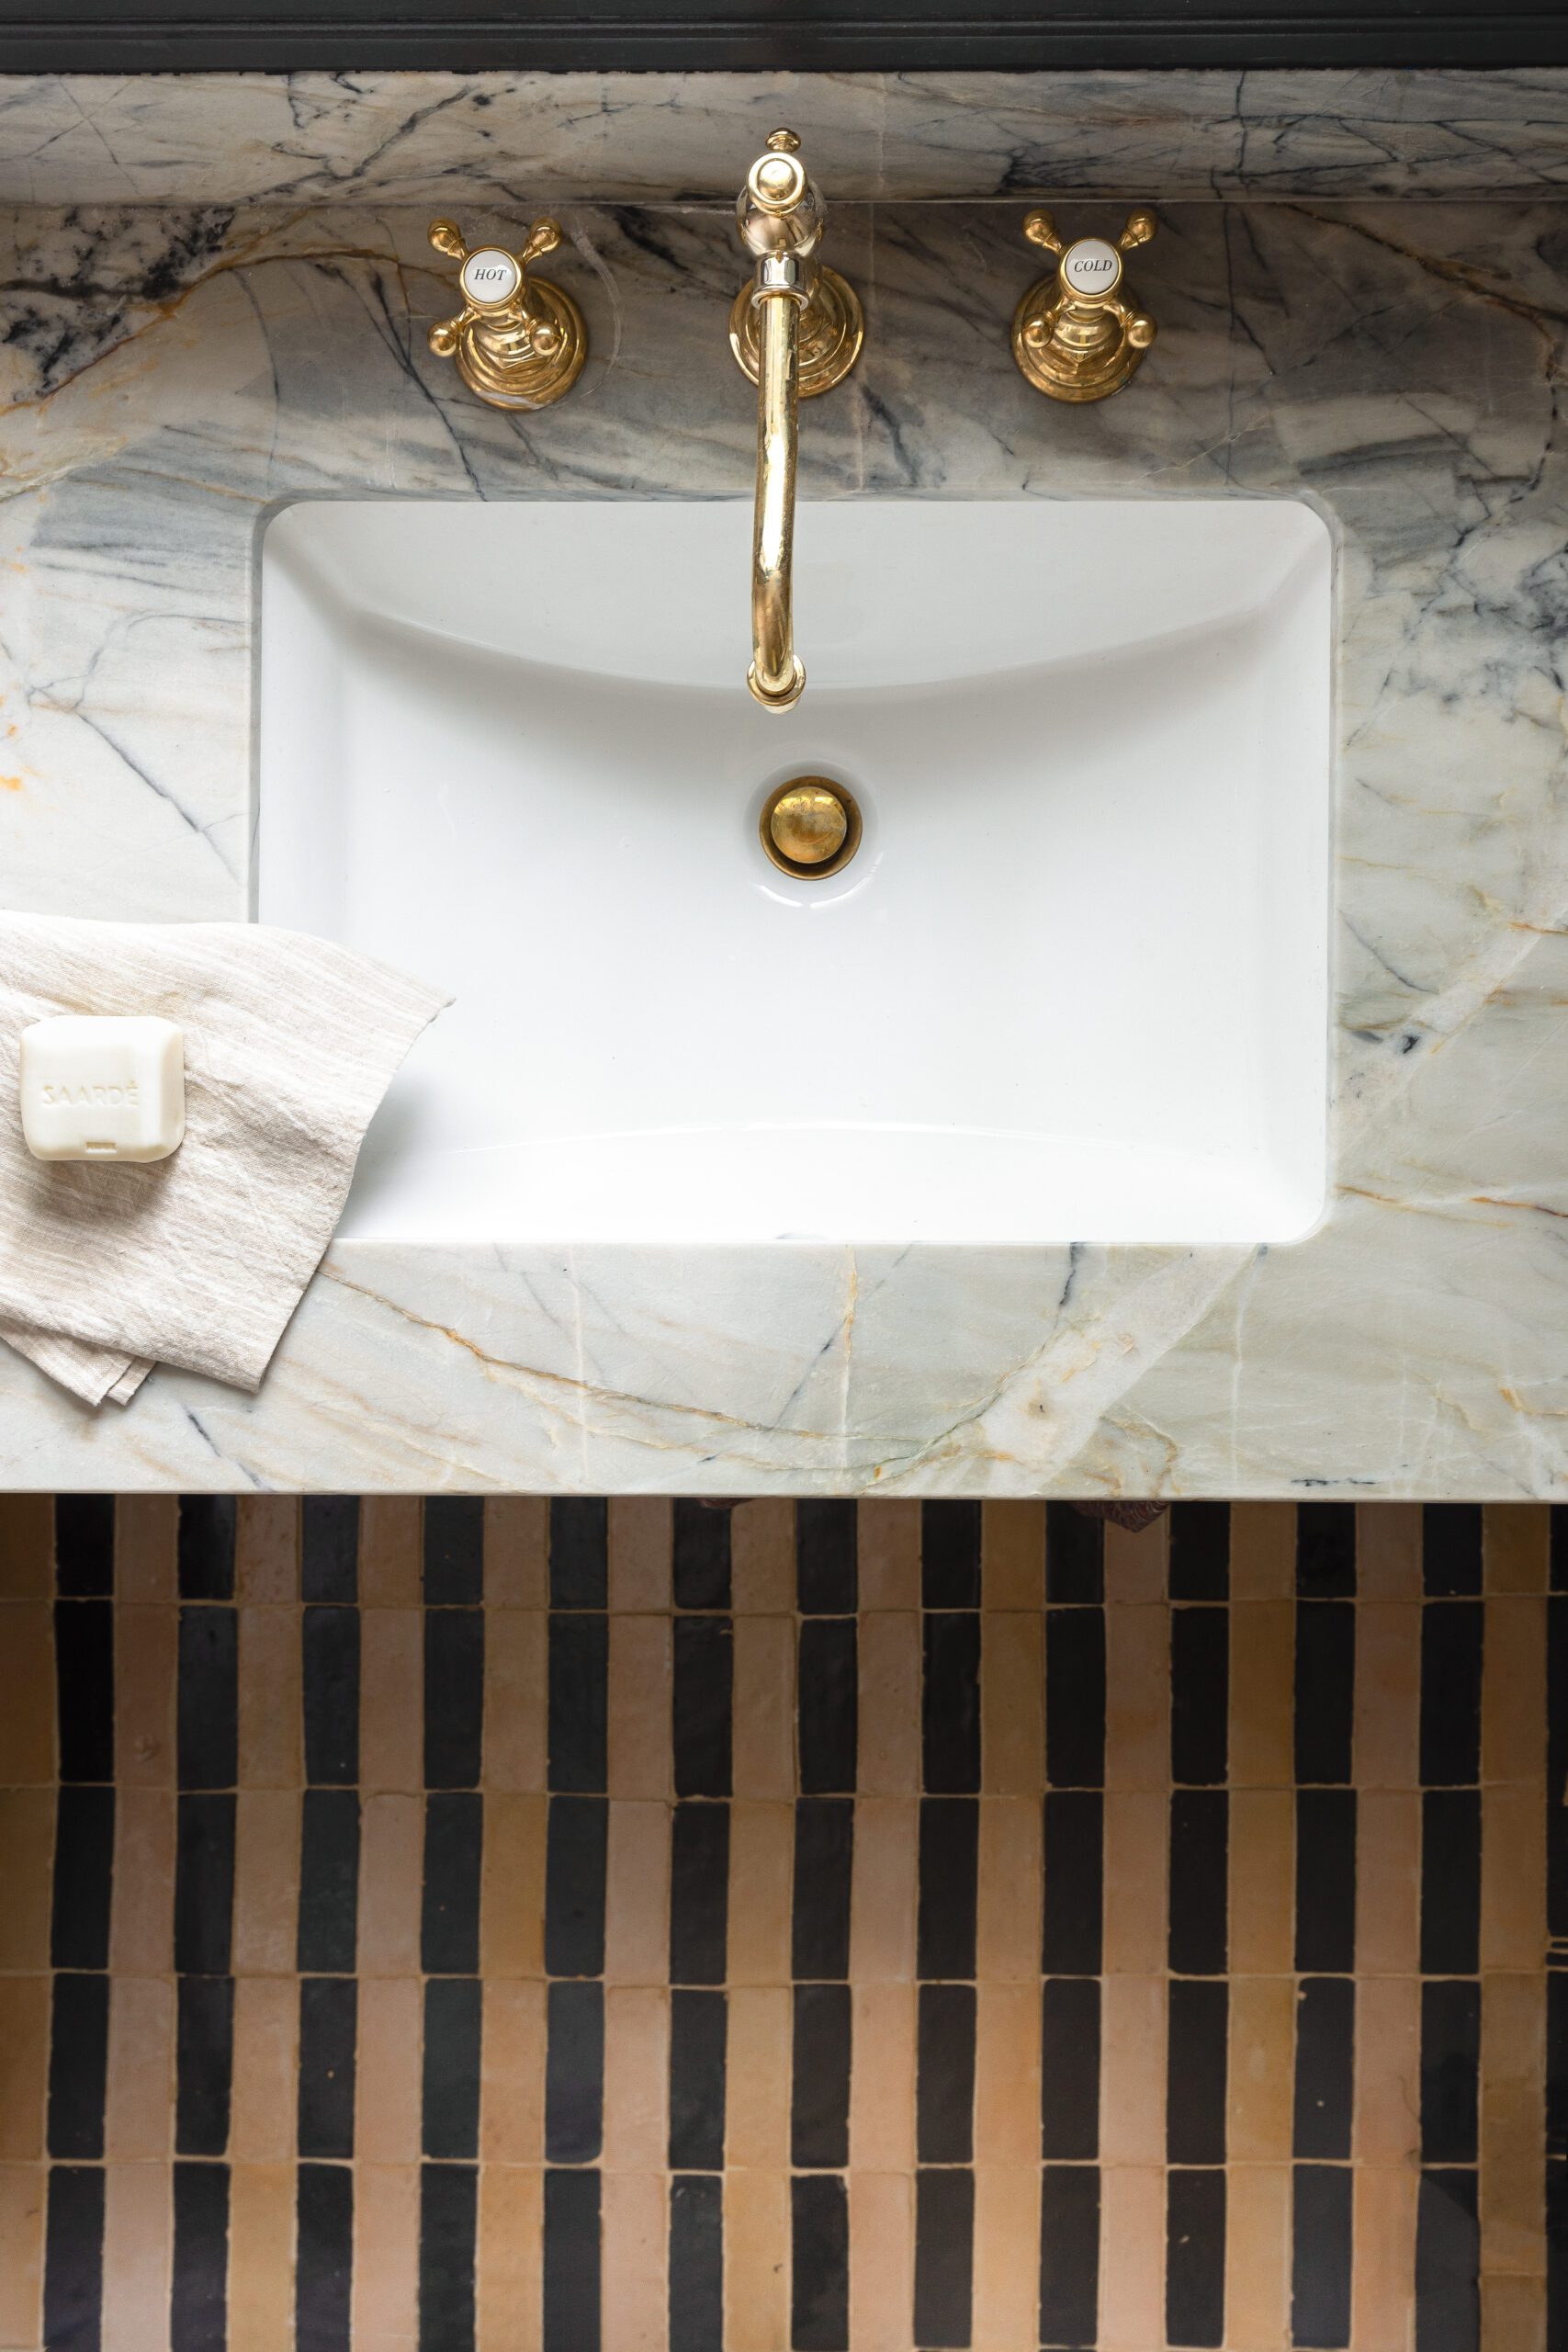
[{"left": 258, "top": 499, "right": 1331, "bottom": 1245}]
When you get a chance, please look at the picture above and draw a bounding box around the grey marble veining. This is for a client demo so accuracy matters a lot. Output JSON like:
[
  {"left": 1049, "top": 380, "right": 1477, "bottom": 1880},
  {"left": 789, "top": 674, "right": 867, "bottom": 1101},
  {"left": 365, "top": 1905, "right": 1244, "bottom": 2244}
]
[{"left": 1, "top": 186, "right": 1566, "bottom": 1495}]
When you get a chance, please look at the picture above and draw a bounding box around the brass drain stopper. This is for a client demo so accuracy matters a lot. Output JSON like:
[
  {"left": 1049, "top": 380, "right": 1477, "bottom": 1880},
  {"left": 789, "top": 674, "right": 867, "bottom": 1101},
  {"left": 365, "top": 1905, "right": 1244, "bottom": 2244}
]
[{"left": 761, "top": 776, "right": 862, "bottom": 878}]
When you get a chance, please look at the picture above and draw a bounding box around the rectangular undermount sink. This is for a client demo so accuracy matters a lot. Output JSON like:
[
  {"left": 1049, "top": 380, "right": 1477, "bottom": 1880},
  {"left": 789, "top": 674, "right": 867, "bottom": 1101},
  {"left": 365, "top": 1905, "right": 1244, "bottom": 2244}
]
[{"left": 257, "top": 498, "right": 1331, "bottom": 1246}]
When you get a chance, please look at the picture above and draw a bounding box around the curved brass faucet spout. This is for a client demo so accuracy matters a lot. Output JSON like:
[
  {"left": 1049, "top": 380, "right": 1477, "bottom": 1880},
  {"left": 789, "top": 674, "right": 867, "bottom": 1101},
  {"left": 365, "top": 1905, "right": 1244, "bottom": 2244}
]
[{"left": 750, "top": 274, "right": 804, "bottom": 705}]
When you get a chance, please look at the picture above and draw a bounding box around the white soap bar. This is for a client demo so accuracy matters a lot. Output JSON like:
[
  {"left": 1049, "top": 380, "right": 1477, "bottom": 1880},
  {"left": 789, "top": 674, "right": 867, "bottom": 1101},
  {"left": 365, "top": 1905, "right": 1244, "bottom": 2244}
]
[{"left": 19, "top": 1015, "right": 186, "bottom": 1163}]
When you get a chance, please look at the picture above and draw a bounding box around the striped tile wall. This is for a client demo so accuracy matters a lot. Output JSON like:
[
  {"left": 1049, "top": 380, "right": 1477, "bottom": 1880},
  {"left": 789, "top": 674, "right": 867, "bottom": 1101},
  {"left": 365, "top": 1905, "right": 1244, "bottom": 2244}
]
[{"left": 0, "top": 1495, "right": 1554, "bottom": 2350}]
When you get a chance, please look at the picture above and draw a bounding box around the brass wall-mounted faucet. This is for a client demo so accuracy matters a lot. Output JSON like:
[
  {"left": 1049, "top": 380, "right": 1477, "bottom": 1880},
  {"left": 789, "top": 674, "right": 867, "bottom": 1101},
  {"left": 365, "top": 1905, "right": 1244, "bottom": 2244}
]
[
  {"left": 1011, "top": 209, "right": 1158, "bottom": 402},
  {"left": 729, "top": 131, "right": 863, "bottom": 710},
  {"left": 426, "top": 217, "right": 588, "bottom": 410}
]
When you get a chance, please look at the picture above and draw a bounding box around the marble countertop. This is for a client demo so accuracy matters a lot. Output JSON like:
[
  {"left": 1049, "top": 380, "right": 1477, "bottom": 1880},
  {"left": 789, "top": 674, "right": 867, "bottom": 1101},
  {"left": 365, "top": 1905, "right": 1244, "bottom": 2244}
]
[{"left": 1, "top": 71, "right": 1567, "bottom": 1496}]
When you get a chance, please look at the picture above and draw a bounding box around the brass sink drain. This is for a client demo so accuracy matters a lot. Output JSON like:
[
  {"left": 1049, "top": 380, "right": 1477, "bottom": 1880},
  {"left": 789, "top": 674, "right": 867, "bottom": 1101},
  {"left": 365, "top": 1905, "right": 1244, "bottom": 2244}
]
[{"left": 760, "top": 775, "right": 862, "bottom": 878}]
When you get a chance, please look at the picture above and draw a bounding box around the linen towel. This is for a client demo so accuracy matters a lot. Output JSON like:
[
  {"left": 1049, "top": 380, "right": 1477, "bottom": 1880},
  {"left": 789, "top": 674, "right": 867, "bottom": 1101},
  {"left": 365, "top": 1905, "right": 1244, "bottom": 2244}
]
[{"left": 0, "top": 913, "right": 450, "bottom": 1408}]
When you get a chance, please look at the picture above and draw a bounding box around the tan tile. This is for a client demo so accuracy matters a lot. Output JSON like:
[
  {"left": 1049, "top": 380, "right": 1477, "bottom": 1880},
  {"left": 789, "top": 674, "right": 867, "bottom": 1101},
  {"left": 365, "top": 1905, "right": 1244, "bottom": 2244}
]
[
  {"left": 1098, "top": 2165, "right": 1165, "bottom": 2352},
  {"left": 1228, "top": 1975, "right": 1296, "bottom": 2164},
  {"left": 1483, "top": 1786, "right": 1547, "bottom": 1973},
  {"left": 358, "top": 1498, "right": 422, "bottom": 1608},
  {"left": 115, "top": 1496, "right": 178, "bottom": 1602},
  {"left": 0, "top": 1979, "right": 48, "bottom": 2160},
  {"left": 608, "top": 1498, "right": 671, "bottom": 1611},
  {"left": 484, "top": 1497, "right": 548, "bottom": 1609},
  {"left": 732, "top": 1618, "right": 794, "bottom": 1800},
  {"left": 232, "top": 1789, "right": 301, "bottom": 1976},
  {"left": 237, "top": 1609, "right": 301, "bottom": 1789},
  {"left": 1105, "top": 1511, "right": 1168, "bottom": 1602},
  {"left": 1482, "top": 2272, "right": 1546, "bottom": 2352},
  {"left": 357, "top": 1979, "right": 423, "bottom": 2163},
  {"left": 847, "top": 2171, "right": 914, "bottom": 2352},
  {"left": 974, "top": 2163, "right": 1043, "bottom": 2352},
  {"left": 1099, "top": 1974, "right": 1166, "bottom": 2165},
  {"left": 1352, "top": 1977, "right": 1421, "bottom": 2167},
  {"left": 849, "top": 1982, "right": 916, "bottom": 2172},
  {"left": 353, "top": 2164, "right": 421, "bottom": 2349},
  {"left": 0, "top": 2164, "right": 44, "bottom": 2348},
  {"left": 857, "top": 1613, "right": 919, "bottom": 1797},
  {"left": 0, "top": 1604, "right": 52, "bottom": 1781},
  {"left": 603, "top": 2170, "right": 668, "bottom": 2352},
  {"left": 1101, "top": 1792, "right": 1167, "bottom": 1977},
  {"left": 1355, "top": 1502, "right": 1422, "bottom": 1600},
  {"left": 1354, "top": 1600, "right": 1421, "bottom": 1789},
  {"left": 110, "top": 1789, "right": 176, "bottom": 1975},
  {"left": 105, "top": 1977, "right": 175, "bottom": 2161},
  {"left": 1103, "top": 1603, "right": 1168, "bottom": 1790},
  {"left": 728, "top": 1803, "right": 794, "bottom": 1986},
  {"left": 1224, "top": 2161, "right": 1292, "bottom": 2352},
  {"left": 0, "top": 1497, "right": 51, "bottom": 1597},
  {"left": 849, "top": 1795, "right": 918, "bottom": 1984},
  {"left": 0, "top": 1790, "right": 52, "bottom": 1971},
  {"left": 977, "top": 1797, "right": 1043, "bottom": 1983},
  {"left": 603, "top": 1986, "right": 670, "bottom": 2173},
  {"left": 1484, "top": 1596, "right": 1547, "bottom": 1790},
  {"left": 359, "top": 1792, "right": 423, "bottom": 1977},
  {"left": 725, "top": 2168, "right": 790, "bottom": 2352},
  {"left": 1484, "top": 1503, "right": 1550, "bottom": 1595},
  {"left": 982, "top": 1502, "right": 1044, "bottom": 1610},
  {"left": 1481, "top": 1973, "right": 1546, "bottom": 2279},
  {"left": 234, "top": 1497, "right": 299, "bottom": 1602},
  {"left": 604, "top": 1800, "right": 669, "bottom": 1987},
  {"left": 725, "top": 1986, "right": 791, "bottom": 2170},
  {"left": 608, "top": 1617, "right": 671, "bottom": 1799},
  {"left": 1350, "top": 2165, "right": 1421, "bottom": 2352},
  {"left": 976, "top": 1981, "right": 1042, "bottom": 2169},
  {"left": 730, "top": 1500, "right": 794, "bottom": 1614},
  {"left": 1230, "top": 1501, "right": 1296, "bottom": 1600},
  {"left": 1230, "top": 1600, "right": 1294, "bottom": 1786},
  {"left": 480, "top": 1980, "right": 546, "bottom": 2165},
  {"left": 230, "top": 1977, "right": 299, "bottom": 2163},
  {"left": 480, "top": 1792, "right": 547, "bottom": 1981},
  {"left": 858, "top": 1500, "right": 920, "bottom": 1610},
  {"left": 478, "top": 2165, "right": 542, "bottom": 2351},
  {"left": 982, "top": 1613, "right": 1043, "bottom": 1794},
  {"left": 360, "top": 1611, "right": 423, "bottom": 1794},
  {"left": 101, "top": 2164, "right": 172, "bottom": 2352},
  {"left": 116, "top": 1605, "right": 177, "bottom": 1788},
  {"left": 1228, "top": 1789, "right": 1294, "bottom": 1978},
  {"left": 1356, "top": 1790, "right": 1421, "bottom": 1977},
  {"left": 483, "top": 1611, "right": 547, "bottom": 1793},
  {"left": 229, "top": 2163, "right": 294, "bottom": 2352}
]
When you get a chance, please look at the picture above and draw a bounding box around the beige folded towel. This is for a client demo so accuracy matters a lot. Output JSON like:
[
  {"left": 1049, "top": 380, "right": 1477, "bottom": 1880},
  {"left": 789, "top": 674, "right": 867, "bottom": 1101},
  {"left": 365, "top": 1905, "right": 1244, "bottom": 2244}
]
[{"left": 0, "top": 913, "right": 449, "bottom": 1408}]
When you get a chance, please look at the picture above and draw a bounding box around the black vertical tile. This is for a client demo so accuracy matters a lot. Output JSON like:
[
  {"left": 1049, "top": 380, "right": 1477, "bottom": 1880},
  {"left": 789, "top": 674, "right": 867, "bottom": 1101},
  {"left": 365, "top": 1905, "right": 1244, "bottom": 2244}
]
[
  {"left": 922, "top": 1611, "right": 980, "bottom": 1794},
  {"left": 1167, "top": 2168, "right": 1225, "bottom": 2349},
  {"left": 424, "top": 1611, "right": 484, "bottom": 1791},
  {"left": 1040, "top": 1976, "right": 1100, "bottom": 2161},
  {"left": 670, "top": 1804, "right": 729, "bottom": 1986},
  {"left": 1422, "top": 1504, "right": 1483, "bottom": 1598},
  {"left": 674, "top": 1617, "right": 734, "bottom": 1799},
  {"left": 548, "top": 1616, "right": 608, "bottom": 1795},
  {"left": 1042, "top": 1792, "right": 1103, "bottom": 1975},
  {"left": 1293, "top": 1602, "right": 1355, "bottom": 1785},
  {"left": 669, "top": 1987, "right": 728, "bottom": 2172},
  {"left": 51, "top": 1784, "right": 115, "bottom": 1970},
  {"left": 1291, "top": 2164, "right": 1352, "bottom": 2350},
  {"left": 1168, "top": 1979, "right": 1229, "bottom": 2166},
  {"left": 1420, "top": 1792, "right": 1483, "bottom": 1977},
  {"left": 175, "top": 1974, "right": 234, "bottom": 2156},
  {"left": 176, "top": 1606, "right": 237, "bottom": 1790},
  {"left": 300, "top": 1496, "right": 359, "bottom": 1602},
  {"left": 798, "top": 1619, "right": 857, "bottom": 1796},
  {"left": 545, "top": 1979, "right": 605, "bottom": 2165},
  {"left": 1296, "top": 1503, "right": 1356, "bottom": 1598},
  {"left": 1045, "top": 1609, "right": 1106, "bottom": 1789},
  {"left": 673, "top": 1502, "right": 731, "bottom": 1611},
  {"left": 53, "top": 1496, "right": 115, "bottom": 1597},
  {"left": 299, "top": 1977, "right": 358, "bottom": 2161},
  {"left": 1294, "top": 1791, "right": 1357, "bottom": 1975},
  {"left": 419, "top": 2163, "right": 478, "bottom": 2352},
  {"left": 302, "top": 1606, "right": 360, "bottom": 1787},
  {"left": 792, "top": 2174, "right": 850, "bottom": 2352},
  {"left": 177, "top": 1496, "right": 236, "bottom": 1600},
  {"left": 1170, "top": 1607, "right": 1229, "bottom": 1786},
  {"left": 917, "top": 1800, "right": 979, "bottom": 1983},
  {"left": 1168, "top": 1501, "right": 1230, "bottom": 1600},
  {"left": 916, "top": 1982, "right": 976, "bottom": 2165},
  {"left": 47, "top": 1973, "right": 109, "bottom": 2160},
  {"left": 43, "top": 2165, "right": 104, "bottom": 2352},
  {"left": 171, "top": 2160, "right": 230, "bottom": 2352},
  {"left": 1415, "top": 2168, "right": 1480, "bottom": 2352},
  {"left": 423, "top": 1978, "right": 483, "bottom": 2161},
  {"left": 913, "top": 2166, "right": 973, "bottom": 2350},
  {"left": 548, "top": 1498, "right": 608, "bottom": 1608},
  {"left": 1554, "top": 1505, "right": 1568, "bottom": 1592},
  {"left": 1292, "top": 1978, "right": 1355, "bottom": 2162},
  {"left": 792, "top": 1798, "right": 854, "bottom": 1983},
  {"left": 1550, "top": 1971, "right": 1568, "bottom": 2159},
  {"left": 669, "top": 2174, "right": 723, "bottom": 2352},
  {"left": 54, "top": 1600, "right": 114, "bottom": 1783},
  {"left": 1045, "top": 1502, "right": 1104, "bottom": 1602},
  {"left": 1419, "top": 1602, "right": 1484, "bottom": 1787},
  {"left": 297, "top": 1790, "right": 361, "bottom": 1975},
  {"left": 1548, "top": 2159, "right": 1568, "bottom": 2352},
  {"left": 793, "top": 1982, "right": 853, "bottom": 2169},
  {"left": 1420, "top": 1980, "right": 1481, "bottom": 2165},
  {"left": 1551, "top": 1596, "right": 1568, "bottom": 1943},
  {"left": 296, "top": 2163, "right": 354, "bottom": 2352},
  {"left": 543, "top": 2167, "right": 601, "bottom": 2352},
  {"left": 544, "top": 1795, "right": 608, "bottom": 1978},
  {"left": 1168, "top": 1791, "right": 1229, "bottom": 1977},
  {"left": 1038, "top": 2164, "right": 1099, "bottom": 2349},
  {"left": 422, "top": 1792, "right": 484, "bottom": 1975},
  {"left": 795, "top": 1499, "right": 857, "bottom": 1613},
  {"left": 423, "top": 1496, "right": 484, "bottom": 1604},
  {"left": 921, "top": 1501, "right": 981, "bottom": 1609},
  {"left": 175, "top": 1795, "right": 237, "bottom": 1976}
]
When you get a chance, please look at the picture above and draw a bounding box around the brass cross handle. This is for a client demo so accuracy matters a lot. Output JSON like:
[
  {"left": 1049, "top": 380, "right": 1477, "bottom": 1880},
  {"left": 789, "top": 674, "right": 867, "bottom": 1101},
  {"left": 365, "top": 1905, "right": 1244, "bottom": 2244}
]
[
  {"left": 1011, "top": 208, "right": 1158, "bottom": 403},
  {"left": 426, "top": 216, "right": 588, "bottom": 411}
]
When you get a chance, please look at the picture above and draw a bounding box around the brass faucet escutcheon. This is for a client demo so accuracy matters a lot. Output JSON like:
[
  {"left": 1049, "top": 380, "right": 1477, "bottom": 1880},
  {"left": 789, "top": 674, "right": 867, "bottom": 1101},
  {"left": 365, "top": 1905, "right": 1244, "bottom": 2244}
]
[
  {"left": 1011, "top": 209, "right": 1157, "bottom": 402},
  {"left": 427, "top": 217, "right": 587, "bottom": 410},
  {"left": 729, "top": 130, "right": 864, "bottom": 710}
]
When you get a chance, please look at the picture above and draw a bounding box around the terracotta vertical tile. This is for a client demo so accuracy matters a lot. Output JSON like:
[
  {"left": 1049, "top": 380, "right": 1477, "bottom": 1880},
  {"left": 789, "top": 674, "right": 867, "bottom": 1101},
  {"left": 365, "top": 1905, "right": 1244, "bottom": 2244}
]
[
  {"left": 977, "top": 1796, "right": 1043, "bottom": 1983},
  {"left": 973, "top": 2162, "right": 1044, "bottom": 2352},
  {"left": 480, "top": 1792, "right": 547, "bottom": 1980},
  {"left": 115, "top": 1496, "right": 178, "bottom": 1602},
  {"left": 847, "top": 2171, "right": 914, "bottom": 2352},
  {"left": 0, "top": 1790, "right": 53, "bottom": 1970},
  {"left": 983, "top": 1614, "right": 1043, "bottom": 1795},
  {"left": 1228, "top": 1975, "right": 1297, "bottom": 2164},
  {"left": 0, "top": 1979, "right": 48, "bottom": 2160},
  {"left": 0, "top": 1496, "right": 51, "bottom": 1596},
  {"left": 1103, "top": 1604, "right": 1168, "bottom": 1789},
  {"left": 975, "top": 1980, "right": 1042, "bottom": 2167},
  {"left": 353, "top": 2164, "right": 422, "bottom": 2349},
  {"left": 608, "top": 1618, "right": 671, "bottom": 1799},
  {"left": 231, "top": 1789, "right": 301, "bottom": 1976},
  {"left": 1101, "top": 1792, "right": 1168, "bottom": 1978},
  {"left": 478, "top": 2165, "right": 543, "bottom": 2351},
  {"left": 356, "top": 1980, "right": 423, "bottom": 2163},
  {"left": 229, "top": 1977, "right": 299, "bottom": 2162},
  {"left": 1354, "top": 1600, "right": 1421, "bottom": 1790},
  {"left": 0, "top": 1604, "right": 53, "bottom": 1781},
  {"left": 1099, "top": 1973, "right": 1166, "bottom": 2165},
  {"left": 1228, "top": 1790, "right": 1294, "bottom": 1978},
  {"left": 238, "top": 1609, "right": 302, "bottom": 1789},
  {"left": 728, "top": 1804, "right": 793, "bottom": 1986},
  {"left": 1480, "top": 1973, "right": 1547, "bottom": 2280},
  {"left": 360, "top": 1611, "right": 423, "bottom": 1794},
  {"left": 731, "top": 1617, "right": 794, "bottom": 1801},
  {"left": 1482, "top": 2272, "right": 1546, "bottom": 2352},
  {"left": 981, "top": 1502, "right": 1044, "bottom": 1610},
  {"left": 1483, "top": 1596, "right": 1547, "bottom": 1789},
  {"left": 608, "top": 1498, "right": 672, "bottom": 1611},
  {"left": 603, "top": 2170, "right": 668, "bottom": 2352},
  {"left": 1229, "top": 1502, "right": 1296, "bottom": 1600},
  {"left": 228, "top": 2162, "right": 295, "bottom": 2352},
  {"left": 857, "top": 1613, "right": 919, "bottom": 1798},
  {"left": 1097, "top": 2165, "right": 1165, "bottom": 2352},
  {"left": 358, "top": 1792, "right": 423, "bottom": 1977},
  {"left": 859, "top": 1500, "right": 920, "bottom": 1610},
  {"left": 725, "top": 2168, "right": 791, "bottom": 2352},
  {"left": 358, "top": 1498, "right": 422, "bottom": 1608},
  {"left": 604, "top": 1800, "right": 670, "bottom": 1987},
  {"left": 101, "top": 2164, "right": 173, "bottom": 2352},
  {"left": 485, "top": 1496, "right": 548, "bottom": 1608},
  {"left": 602, "top": 1987, "right": 670, "bottom": 2173},
  {"left": 1230, "top": 1601, "right": 1294, "bottom": 1787},
  {"left": 1484, "top": 1503, "right": 1550, "bottom": 1596},
  {"left": 1352, "top": 1976, "right": 1421, "bottom": 2167},
  {"left": 1224, "top": 2162, "right": 1292, "bottom": 2352},
  {"left": 105, "top": 1977, "right": 175, "bottom": 2160},
  {"left": 725, "top": 1985, "right": 792, "bottom": 2169},
  {"left": 1350, "top": 2165, "right": 1421, "bottom": 2352},
  {"left": 0, "top": 2164, "right": 44, "bottom": 2349},
  {"left": 849, "top": 1795, "right": 918, "bottom": 1984},
  {"left": 730, "top": 1501, "right": 795, "bottom": 1613},
  {"left": 234, "top": 1497, "right": 299, "bottom": 1602},
  {"left": 110, "top": 1789, "right": 176, "bottom": 1976},
  {"left": 848, "top": 1981, "right": 916, "bottom": 2172},
  {"left": 1105, "top": 1512, "right": 1168, "bottom": 1602},
  {"left": 483, "top": 1611, "right": 547, "bottom": 1793},
  {"left": 117, "top": 1606, "right": 177, "bottom": 1788},
  {"left": 1483, "top": 1786, "right": 1547, "bottom": 1973},
  {"left": 1355, "top": 1502, "right": 1422, "bottom": 1600},
  {"left": 480, "top": 1980, "right": 547, "bottom": 2165}
]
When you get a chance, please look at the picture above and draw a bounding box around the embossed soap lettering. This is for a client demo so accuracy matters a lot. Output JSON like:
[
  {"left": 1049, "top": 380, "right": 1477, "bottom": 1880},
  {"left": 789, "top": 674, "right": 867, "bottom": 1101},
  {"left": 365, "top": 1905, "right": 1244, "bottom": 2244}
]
[{"left": 41, "top": 1080, "right": 140, "bottom": 1107}]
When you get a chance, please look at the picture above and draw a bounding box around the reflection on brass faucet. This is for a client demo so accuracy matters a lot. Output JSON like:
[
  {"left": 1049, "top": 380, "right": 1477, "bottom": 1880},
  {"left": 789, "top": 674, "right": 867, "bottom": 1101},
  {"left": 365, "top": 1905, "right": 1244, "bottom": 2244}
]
[
  {"left": 729, "top": 130, "right": 863, "bottom": 710},
  {"left": 1011, "top": 209, "right": 1158, "bottom": 402},
  {"left": 426, "top": 217, "right": 587, "bottom": 410}
]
